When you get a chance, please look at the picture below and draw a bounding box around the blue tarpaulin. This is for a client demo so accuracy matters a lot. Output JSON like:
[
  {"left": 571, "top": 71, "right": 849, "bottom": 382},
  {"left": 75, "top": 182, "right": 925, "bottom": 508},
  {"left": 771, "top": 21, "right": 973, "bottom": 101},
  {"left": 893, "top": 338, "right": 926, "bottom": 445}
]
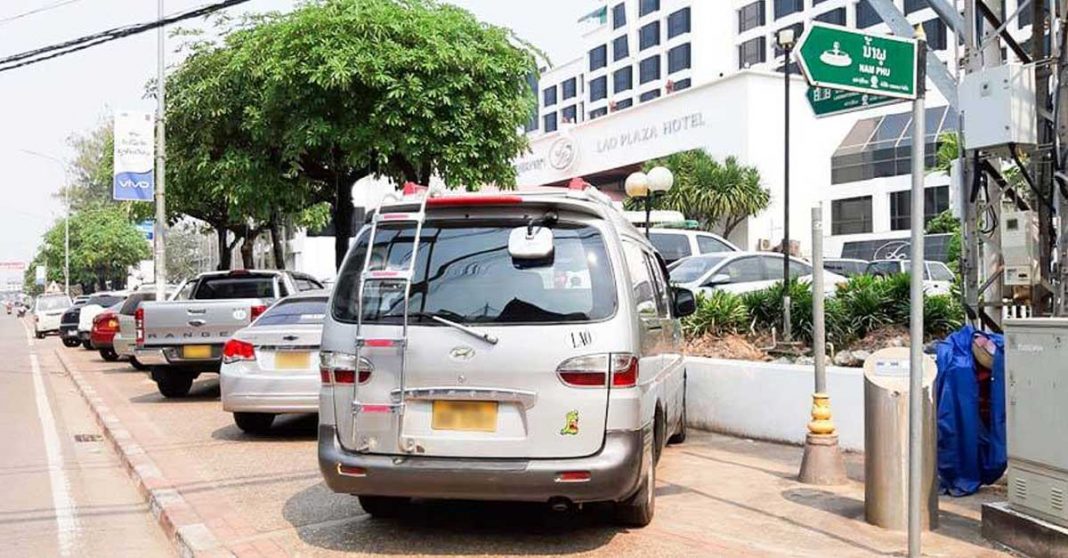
[{"left": 934, "top": 326, "right": 1007, "bottom": 496}]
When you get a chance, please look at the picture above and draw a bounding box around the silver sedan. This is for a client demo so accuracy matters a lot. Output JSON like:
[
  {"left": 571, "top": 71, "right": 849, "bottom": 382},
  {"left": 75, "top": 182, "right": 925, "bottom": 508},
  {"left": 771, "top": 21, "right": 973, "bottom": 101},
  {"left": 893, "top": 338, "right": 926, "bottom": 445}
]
[{"left": 220, "top": 290, "right": 329, "bottom": 433}]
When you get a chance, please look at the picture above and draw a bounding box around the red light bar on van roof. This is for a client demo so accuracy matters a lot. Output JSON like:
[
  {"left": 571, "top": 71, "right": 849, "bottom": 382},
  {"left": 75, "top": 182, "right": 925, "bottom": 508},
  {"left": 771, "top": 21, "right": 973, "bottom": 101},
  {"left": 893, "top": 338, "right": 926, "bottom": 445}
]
[{"left": 426, "top": 195, "right": 523, "bottom": 207}]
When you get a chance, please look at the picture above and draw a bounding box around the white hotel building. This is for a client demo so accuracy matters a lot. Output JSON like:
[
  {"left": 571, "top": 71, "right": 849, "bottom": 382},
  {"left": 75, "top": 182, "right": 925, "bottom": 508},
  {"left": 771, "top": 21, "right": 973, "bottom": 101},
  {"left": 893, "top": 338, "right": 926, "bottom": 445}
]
[{"left": 516, "top": 0, "right": 1034, "bottom": 259}]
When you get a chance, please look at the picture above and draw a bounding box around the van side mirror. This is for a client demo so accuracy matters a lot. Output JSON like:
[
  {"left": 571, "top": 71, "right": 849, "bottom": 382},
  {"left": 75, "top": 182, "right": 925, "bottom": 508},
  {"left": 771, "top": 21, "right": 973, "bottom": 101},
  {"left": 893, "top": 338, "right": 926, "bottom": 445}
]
[
  {"left": 703, "top": 273, "right": 730, "bottom": 287},
  {"left": 672, "top": 287, "right": 697, "bottom": 318}
]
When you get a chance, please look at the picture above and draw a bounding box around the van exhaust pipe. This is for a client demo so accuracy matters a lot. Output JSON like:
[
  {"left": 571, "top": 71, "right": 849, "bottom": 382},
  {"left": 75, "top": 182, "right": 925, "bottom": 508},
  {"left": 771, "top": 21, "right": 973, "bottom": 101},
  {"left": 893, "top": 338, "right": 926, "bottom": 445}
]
[{"left": 548, "top": 497, "right": 574, "bottom": 513}]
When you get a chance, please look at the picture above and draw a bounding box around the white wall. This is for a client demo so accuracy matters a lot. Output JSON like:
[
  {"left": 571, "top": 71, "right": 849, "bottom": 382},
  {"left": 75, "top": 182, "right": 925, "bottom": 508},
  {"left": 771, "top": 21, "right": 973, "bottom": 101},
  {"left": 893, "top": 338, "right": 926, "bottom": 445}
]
[{"left": 685, "top": 357, "right": 866, "bottom": 451}]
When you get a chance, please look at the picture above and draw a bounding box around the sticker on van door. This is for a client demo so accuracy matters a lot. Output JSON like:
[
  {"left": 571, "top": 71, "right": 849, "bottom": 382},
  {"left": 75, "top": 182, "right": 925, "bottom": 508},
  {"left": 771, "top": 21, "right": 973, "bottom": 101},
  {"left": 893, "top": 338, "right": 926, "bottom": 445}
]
[
  {"left": 569, "top": 330, "right": 592, "bottom": 348},
  {"left": 560, "top": 410, "right": 580, "bottom": 435}
]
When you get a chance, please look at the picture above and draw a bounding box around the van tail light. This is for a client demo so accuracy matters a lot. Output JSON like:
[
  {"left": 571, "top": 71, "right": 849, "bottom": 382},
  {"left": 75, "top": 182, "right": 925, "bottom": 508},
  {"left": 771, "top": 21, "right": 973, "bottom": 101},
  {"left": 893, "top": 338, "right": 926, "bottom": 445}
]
[
  {"left": 320, "top": 352, "right": 372, "bottom": 385},
  {"left": 135, "top": 307, "right": 145, "bottom": 347},
  {"left": 250, "top": 305, "right": 267, "bottom": 321},
  {"left": 222, "top": 339, "right": 255, "bottom": 364},
  {"left": 556, "top": 353, "right": 638, "bottom": 388}
]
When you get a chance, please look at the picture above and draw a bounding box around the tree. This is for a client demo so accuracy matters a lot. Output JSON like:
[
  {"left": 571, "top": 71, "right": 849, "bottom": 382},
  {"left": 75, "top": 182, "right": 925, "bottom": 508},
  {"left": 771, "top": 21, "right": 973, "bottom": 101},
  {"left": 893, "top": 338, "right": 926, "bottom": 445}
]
[
  {"left": 637, "top": 150, "right": 770, "bottom": 238},
  {"left": 167, "top": 0, "right": 538, "bottom": 269}
]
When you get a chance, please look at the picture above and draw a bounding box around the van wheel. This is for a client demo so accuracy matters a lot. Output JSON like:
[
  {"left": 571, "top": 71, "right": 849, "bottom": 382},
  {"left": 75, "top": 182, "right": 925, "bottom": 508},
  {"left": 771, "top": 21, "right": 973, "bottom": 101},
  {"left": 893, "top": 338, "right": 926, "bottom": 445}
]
[
  {"left": 358, "top": 495, "right": 410, "bottom": 518},
  {"left": 129, "top": 357, "right": 149, "bottom": 371},
  {"left": 615, "top": 437, "right": 655, "bottom": 527},
  {"left": 99, "top": 348, "right": 119, "bottom": 362},
  {"left": 234, "top": 412, "right": 275, "bottom": 434},
  {"left": 156, "top": 373, "right": 193, "bottom": 398}
]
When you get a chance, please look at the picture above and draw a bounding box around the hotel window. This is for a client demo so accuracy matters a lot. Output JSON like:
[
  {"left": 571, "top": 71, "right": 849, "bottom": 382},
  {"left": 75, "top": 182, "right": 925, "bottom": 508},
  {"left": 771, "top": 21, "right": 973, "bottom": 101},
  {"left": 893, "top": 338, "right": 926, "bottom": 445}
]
[
  {"left": 561, "top": 105, "right": 577, "bottom": 124},
  {"left": 590, "top": 76, "right": 608, "bottom": 101},
  {"left": 672, "top": 78, "right": 692, "bottom": 91},
  {"left": 544, "top": 112, "right": 558, "bottom": 133},
  {"left": 832, "top": 197, "right": 873, "bottom": 235},
  {"left": 543, "top": 86, "right": 557, "bottom": 107},
  {"left": 639, "top": 0, "right": 659, "bottom": 17},
  {"left": 615, "top": 98, "right": 634, "bottom": 110},
  {"left": 922, "top": 18, "right": 948, "bottom": 50},
  {"left": 773, "top": 0, "right": 803, "bottom": 19},
  {"left": 667, "top": 8, "right": 691, "bottom": 39},
  {"left": 857, "top": 0, "right": 882, "bottom": 29},
  {"left": 738, "top": 37, "right": 766, "bottom": 68},
  {"left": 589, "top": 106, "right": 609, "bottom": 120},
  {"left": 640, "top": 89, "right": 661, "bottom": 103},
  {"left": 889, "top": 186, "right": 950, "bottom": 230},
  {"left": 614, "top": 66, "right": 633, "bottom": 93},
  {"left": 562, "top": 78, "right": 577, "bottom": 100},
  {"left": 613, "top": 35, "right": 630, "bottom": 61},
  {"left": 612, "top": 2, "right": 626, "bottom": 29},
  {"left": 639, "top": 55, "right": 661, "bottom": 84},
  {"left": 815, "top": 7, "right": 846, "bottom": 25},
  {"left": 589, "top": 45, "right": 608, "bottom": 70},
  {"left": 668, "top": 43, "right": 691, "bottom": 74},
  {"left": 639, "top": 21, "right": 660, "bottom": 50},
  {"left": 904, "top": 0, "right": 928, "bottom": 15},
  {"left": 738, "top": 1, "right": 765, "bottom": 33}
]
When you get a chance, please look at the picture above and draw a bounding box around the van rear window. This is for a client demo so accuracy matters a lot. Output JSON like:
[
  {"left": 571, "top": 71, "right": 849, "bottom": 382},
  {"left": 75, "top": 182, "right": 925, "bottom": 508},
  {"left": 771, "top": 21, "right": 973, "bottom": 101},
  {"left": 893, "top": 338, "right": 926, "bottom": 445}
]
[{"left": 332, "top": 222, "right": 617, "bottom": 324}]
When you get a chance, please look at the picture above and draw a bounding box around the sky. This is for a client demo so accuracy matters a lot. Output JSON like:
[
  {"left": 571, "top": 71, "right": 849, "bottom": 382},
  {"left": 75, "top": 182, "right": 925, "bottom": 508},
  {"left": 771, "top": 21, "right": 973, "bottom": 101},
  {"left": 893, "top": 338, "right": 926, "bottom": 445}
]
[{"left": 0, "top": 0, "right": 591, "bottom": 285}]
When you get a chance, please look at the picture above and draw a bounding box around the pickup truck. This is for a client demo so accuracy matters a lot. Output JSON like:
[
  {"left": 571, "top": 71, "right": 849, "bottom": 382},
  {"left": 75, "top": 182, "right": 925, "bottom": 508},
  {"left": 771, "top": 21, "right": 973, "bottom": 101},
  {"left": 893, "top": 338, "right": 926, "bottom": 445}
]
[{"left": 136, "top": 270, "right": 324, "bottom": 397}]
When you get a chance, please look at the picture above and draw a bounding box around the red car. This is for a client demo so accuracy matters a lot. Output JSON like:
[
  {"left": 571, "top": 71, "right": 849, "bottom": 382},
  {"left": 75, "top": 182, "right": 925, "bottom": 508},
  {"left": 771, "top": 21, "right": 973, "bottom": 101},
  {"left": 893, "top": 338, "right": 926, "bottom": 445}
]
[{"left": 91, "top": 310, "right": 121, "bottom": 362}]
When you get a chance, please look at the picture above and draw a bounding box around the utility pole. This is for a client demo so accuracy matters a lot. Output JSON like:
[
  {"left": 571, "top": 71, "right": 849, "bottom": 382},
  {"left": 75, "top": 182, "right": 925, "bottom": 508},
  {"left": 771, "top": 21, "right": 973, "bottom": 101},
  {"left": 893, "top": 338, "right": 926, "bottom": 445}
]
[
  {"left": 778, "top": 29, "right": 796, "bottom": 343},
  {"left": 154, "top": 0, "right": 167, "bottom": 300}
]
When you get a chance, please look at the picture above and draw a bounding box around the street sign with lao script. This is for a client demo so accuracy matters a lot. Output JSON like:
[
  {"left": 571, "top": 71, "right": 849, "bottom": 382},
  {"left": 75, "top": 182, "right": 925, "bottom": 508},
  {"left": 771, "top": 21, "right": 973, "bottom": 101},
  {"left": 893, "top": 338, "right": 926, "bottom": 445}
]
[
  {"left": 796, "top": 22, "right": 918, "bottom": 100},
  {"left": 806, "top": 86, "right": 904, "bottom": 118}
]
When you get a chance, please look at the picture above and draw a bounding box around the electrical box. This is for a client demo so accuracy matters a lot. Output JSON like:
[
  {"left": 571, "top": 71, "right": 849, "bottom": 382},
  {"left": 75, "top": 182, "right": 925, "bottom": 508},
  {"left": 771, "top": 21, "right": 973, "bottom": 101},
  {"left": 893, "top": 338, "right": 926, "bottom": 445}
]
[
  {"left": 960, "top": 64, "right": 1037, "bottom": 150},
  {"left": 1000, "top": 203, "right": 1039, "bottom": 286},
  {"left": 1005, "top": 319, "right": 1068, "bottom": 527}
]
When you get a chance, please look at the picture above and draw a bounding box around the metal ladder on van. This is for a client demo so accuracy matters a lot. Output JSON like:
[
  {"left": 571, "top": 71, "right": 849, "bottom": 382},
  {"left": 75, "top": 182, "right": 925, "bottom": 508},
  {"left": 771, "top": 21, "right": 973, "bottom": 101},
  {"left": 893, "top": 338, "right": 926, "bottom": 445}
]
[{"left": 352, "top": 192, "right": 429, "bottom": 454}]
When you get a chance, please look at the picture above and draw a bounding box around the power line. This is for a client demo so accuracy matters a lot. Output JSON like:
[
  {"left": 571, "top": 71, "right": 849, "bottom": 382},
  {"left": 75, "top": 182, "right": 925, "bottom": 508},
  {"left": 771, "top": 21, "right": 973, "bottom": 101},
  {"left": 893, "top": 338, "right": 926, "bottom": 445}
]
[
  {"left": 0, "top": 0, "right": 85, "bottom": 27},
  {"left": 0, "top": 0, "right": 253, "bottom": 74}
]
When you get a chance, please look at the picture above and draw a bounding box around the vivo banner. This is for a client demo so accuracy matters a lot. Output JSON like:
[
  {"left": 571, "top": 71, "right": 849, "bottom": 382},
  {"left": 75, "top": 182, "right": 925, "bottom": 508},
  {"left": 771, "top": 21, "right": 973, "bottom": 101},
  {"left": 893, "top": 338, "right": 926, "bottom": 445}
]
[{"left": 113, "top": 111, "right": 155, "bottom": 201}]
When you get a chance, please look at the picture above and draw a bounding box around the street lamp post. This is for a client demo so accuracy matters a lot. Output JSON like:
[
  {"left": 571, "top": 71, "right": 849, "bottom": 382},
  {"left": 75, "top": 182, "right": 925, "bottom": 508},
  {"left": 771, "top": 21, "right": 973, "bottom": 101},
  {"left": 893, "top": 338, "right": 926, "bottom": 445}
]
[
  {"left": 626, "top": 167, "right": 674, "bottom": 238},
  {"left": 778, "top": 28, "right": 796, "bottom": 342},
  {"left": 21, "top": 150, "right": 70, "bottom": 297}
]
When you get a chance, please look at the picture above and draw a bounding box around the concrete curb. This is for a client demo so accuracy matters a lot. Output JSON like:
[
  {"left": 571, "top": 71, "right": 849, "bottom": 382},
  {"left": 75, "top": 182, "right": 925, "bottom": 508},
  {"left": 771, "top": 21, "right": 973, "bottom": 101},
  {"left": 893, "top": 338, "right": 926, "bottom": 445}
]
[{"left": 54, "top": 349, "right": 233, "bottom": 558}]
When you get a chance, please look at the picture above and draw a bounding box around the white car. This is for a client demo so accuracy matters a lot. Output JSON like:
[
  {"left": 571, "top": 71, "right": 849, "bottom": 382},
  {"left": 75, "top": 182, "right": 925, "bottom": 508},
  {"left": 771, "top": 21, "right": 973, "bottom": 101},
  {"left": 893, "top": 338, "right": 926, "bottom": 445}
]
[
  {"left": 220, "top": 291, "right": 329, "bottom": 433},
  {"left": 669, "top": 252, "right": 848, "bottom": 297},
  {"left": 647, "top": 228, "right": 739, "bottom": 265},
  {"left": 33, "top": 294, "right": 73, "bottom": 338},
  {"left": 76, "top": 292, "right": 127, "bottom": 348},
  {"left": 865, "top": 260, "right": 956, "bottom": 296}
]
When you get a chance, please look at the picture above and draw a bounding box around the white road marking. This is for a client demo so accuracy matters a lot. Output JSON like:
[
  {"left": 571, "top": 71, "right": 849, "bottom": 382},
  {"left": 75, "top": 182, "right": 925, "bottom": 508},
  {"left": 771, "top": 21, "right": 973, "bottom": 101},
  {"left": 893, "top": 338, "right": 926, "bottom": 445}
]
[{"left": 24, "top": 327, "right": 79, "bottom": 556}]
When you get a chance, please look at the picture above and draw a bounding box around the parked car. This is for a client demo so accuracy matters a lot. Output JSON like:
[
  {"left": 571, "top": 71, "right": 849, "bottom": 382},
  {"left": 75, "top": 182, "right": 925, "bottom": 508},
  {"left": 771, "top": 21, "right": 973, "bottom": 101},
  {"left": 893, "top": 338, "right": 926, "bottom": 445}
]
[
  {"left": 77, "top": 292, "right": 127, "bottom": 349},
  {"left": 32, "top": 294, "right": 73, "bottom": 339},
  {"left": 865, "top": 259, "right": 956, "bottom": 295},
  {"left": 318, "top": 188, "right": 695, "bottom": 526},
  {"left": 823, "top": 257, "right": 869, "bottom": 278},
  {"left": 136, "top": 270, "right": 325, "bottom": 398},
  {"left": 647, "top": 228, "right": 739, "bottom": 265},
  {"left": 668, "top": 252, "right": 848, "bottom": 297},
  {"left": 59, "top": 298, "right": 90, "bottom": 347},
  {"left": 220, "top": 290, "right": 330, "bottom": 433},
  {"left": 114, "top": 290, "right": 170, "bottom": 370},
  {"left": 90, "top": 303, "right": 125, "bottom": 361}
]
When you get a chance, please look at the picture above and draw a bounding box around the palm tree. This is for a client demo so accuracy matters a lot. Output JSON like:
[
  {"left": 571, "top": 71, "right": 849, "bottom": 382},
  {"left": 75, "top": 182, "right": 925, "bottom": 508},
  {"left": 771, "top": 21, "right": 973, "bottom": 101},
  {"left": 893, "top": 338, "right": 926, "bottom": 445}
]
[{"left": 638, "top": 150, "right": 770, "bottom": 238}]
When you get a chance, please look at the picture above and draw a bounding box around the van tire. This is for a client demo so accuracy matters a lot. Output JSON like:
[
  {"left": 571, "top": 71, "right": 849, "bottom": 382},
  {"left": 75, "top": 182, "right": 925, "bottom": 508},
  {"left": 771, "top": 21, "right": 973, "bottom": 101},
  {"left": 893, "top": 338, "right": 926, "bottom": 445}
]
[
  {"left": 234, "top": 412, "right": 275, "bottom": 434},
  {"left": 156, "top": 373, "right": 193, "bottom": 398},
  {"left": 358, "top": 495, "right": 410, "bottom": 518},
  {"left": 615, "top": 437, "right": 655, "bottom": 527}
]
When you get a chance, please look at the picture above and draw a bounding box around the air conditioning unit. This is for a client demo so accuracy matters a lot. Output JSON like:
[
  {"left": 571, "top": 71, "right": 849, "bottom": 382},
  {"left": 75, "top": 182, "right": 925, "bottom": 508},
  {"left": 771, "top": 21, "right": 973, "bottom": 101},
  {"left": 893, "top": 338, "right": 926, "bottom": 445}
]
[{"left": 758, "top": 238, "right": 772, "bottom": 251}]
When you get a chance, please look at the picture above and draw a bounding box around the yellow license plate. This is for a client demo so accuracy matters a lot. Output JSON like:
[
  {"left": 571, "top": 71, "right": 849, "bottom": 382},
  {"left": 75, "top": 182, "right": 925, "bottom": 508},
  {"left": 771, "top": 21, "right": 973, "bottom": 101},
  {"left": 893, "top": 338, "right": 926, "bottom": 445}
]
[
  {"left": 431, "top": 401, "right": 498, "bottom": 432},
  {"left": 182, "top": 345, "right": 212, "bottom": 359},
  {"left": 274, "top": 351, "right": 310, "bottom": 370}
]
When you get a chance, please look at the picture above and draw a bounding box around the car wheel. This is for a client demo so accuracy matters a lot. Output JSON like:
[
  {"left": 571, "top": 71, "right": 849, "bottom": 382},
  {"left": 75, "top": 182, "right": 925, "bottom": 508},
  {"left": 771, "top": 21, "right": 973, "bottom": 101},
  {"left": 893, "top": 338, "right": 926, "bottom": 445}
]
[
  {"left": 668, "top": 379, "right": 687, "bottom": 445},
  {"left": 81, "top": 340, "right": 93, "bottom": 350},
  {"left": 358, "top": 495, "right": 410, "bottom": 518},
  {"left": 99, "top": 348, "right": 119, "bottom": 362},
  {"left": 62, "top": 338, "right": 80, "bottom": 348},
  {"left": 129, "top": 357, "right": 149, "bottom": 371},
  {"left": 155, "top": 372, "right": 193, "bottom": 398},
  {"left": 614, "top": 433, "right": 656, "bottom": 527},
  {"left": 233, "top": 412, "right": 275, "bottom": 434}
]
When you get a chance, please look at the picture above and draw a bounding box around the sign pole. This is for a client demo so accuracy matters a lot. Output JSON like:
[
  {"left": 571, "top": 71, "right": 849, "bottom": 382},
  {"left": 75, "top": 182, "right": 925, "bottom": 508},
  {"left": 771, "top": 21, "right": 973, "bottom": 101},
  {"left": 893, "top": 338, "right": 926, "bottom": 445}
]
[
  {"left": 154, "top": 0, "right": 167, "bottom": 300},
  {"left": 907, "top": 33, "right": 927, "bottom": 558},
  {"left": 783, "top": 41, "right": 793, "bottom": 342}
]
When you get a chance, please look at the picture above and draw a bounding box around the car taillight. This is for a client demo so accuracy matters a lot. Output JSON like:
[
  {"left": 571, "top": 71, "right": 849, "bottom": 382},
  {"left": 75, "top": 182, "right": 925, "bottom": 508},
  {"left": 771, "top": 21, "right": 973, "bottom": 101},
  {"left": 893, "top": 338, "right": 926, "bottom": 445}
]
[
  {"left": 250, "top": 305, "right": 267, "bottom": 321},
  {"left": 135, "top": 307, "right": 144, "bottom": 346},
  {"left": 556, "top": 353, "right": 639, "bottom": 388},
  {"left": 222, "top": 339, "right": 255, "bottom": 364},
  {"left": 320, "top": 352, "right": 372, "bottom": 385}
]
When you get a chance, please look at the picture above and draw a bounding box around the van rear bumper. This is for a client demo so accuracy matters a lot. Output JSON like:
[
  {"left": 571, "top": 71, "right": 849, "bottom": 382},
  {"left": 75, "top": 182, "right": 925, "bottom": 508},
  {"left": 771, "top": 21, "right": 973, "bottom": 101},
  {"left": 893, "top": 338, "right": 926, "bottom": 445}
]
[{"left": 317, "top": 425, "right": 645, "bottom": 504}]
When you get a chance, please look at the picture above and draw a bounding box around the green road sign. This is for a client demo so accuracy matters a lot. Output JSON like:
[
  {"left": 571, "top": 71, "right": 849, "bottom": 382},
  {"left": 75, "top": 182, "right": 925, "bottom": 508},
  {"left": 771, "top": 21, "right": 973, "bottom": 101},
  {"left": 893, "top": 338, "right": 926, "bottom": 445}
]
[
  {"left": 807, "top": 86, "right": 904, "bottom": 118},
  {"left": 796, "top": 22, "right": 918, "bottom": 100}
]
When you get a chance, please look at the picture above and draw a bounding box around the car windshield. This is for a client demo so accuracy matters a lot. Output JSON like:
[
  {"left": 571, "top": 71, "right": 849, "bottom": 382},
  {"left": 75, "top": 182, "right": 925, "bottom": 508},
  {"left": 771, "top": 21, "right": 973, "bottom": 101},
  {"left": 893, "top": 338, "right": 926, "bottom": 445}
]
[
  {"left": 669, "top": 256, "right": 726, "bottom": 284},
  {"left": 332, "top": 221, "right": 617, "bottom": 324},
  {"left": 648, "top": 233, "right": 691, "bottom": 262},
  {"left": 36, "top": 296, "right": 71, "bottom": 311},
  {"left": 256, "top": 298, "right": 328, "bottom": 326}
]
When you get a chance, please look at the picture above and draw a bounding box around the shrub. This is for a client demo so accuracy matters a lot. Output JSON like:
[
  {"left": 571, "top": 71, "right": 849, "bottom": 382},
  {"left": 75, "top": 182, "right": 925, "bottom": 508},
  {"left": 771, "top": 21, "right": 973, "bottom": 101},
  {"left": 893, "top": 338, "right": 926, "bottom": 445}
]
[
  {"left": 838, "top": 275, "right": 893, "bottom": 337},
  {"left": 685, "top": 290, "right": 748, "bottom": 337},
  {"left": 924, "top": 294, "right": 965, "bottom": 338}
]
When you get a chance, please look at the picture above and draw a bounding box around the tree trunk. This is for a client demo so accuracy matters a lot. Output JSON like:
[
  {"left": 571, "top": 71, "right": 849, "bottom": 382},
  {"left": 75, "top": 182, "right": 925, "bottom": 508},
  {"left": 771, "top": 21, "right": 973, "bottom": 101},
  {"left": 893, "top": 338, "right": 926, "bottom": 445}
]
[
  {"left": 269, "top": 219, "right": 286, "bottom": 270},
  {"left": 216, "top": 227, "right": 232, "bottom": 270},
  {"left": 333, "top": 174, "right": 354, "bottom": 270},
  {"left": 240, "top": 231, "right": 255, "bottom": 270}
]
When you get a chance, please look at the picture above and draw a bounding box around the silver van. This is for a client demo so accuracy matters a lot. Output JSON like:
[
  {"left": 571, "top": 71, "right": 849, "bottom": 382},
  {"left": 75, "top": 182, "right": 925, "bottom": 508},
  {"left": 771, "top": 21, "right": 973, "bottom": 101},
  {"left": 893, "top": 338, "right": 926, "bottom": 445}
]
[{"left": 317, "top": 187, "right": 695, "bottom": 526}]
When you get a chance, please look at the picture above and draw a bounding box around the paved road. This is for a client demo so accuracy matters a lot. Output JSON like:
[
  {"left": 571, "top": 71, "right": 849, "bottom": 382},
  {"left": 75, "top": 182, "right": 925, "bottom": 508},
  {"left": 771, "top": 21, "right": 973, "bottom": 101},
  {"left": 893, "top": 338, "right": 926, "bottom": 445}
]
[{"left": 0, "top": 316, "right": 172, "bottom": 557}]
